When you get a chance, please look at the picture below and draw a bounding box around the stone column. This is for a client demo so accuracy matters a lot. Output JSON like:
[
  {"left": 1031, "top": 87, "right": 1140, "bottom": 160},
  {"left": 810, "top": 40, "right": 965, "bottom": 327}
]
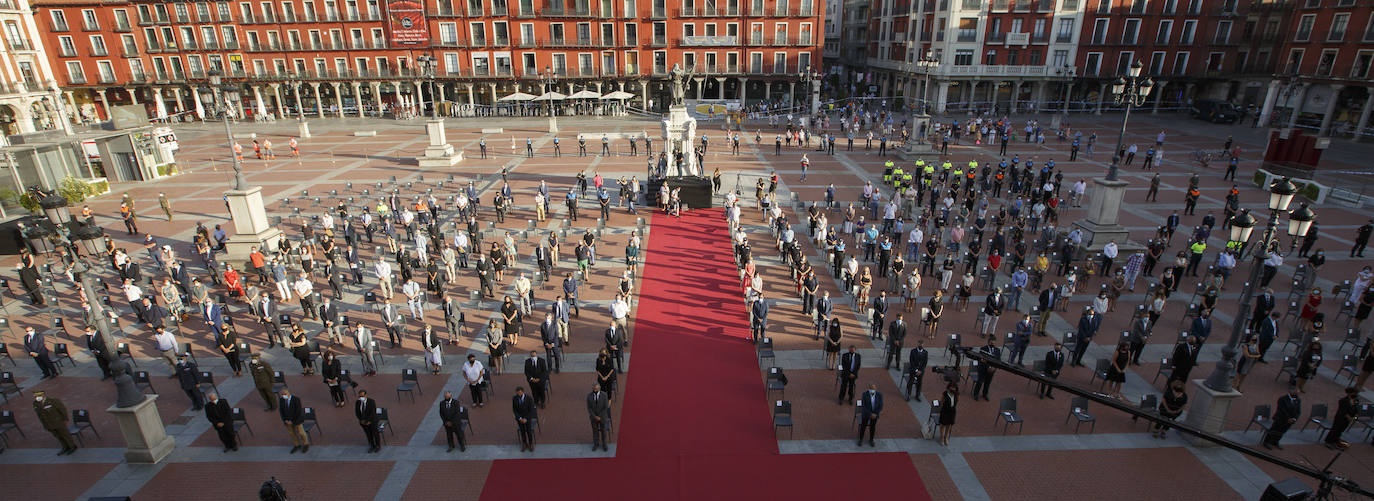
[
  {"left": 413, "top": 80, "right": 423, "bottom": 115},
  {"left": 765, "top": 81, "right": 772, "bottom": 101},
  {"left": 152, "top": 87, "right": 168, "bottom": 118},
  {"left": 192, "top": 87, "right": 206, "bottom": 119},
  {"left": 253, "top": 86, "right": 266, "bottom": 119},
  {"left": 465, "top": 83, "right": 475, "bottom": 116},
  {"left": 1257, "top": 79, "right": 1282, "bottom": 128},
  {"left": 488, "top": 83, "right": 497, "bottom": 107},
  {"left": 351, "top": 82, "right": 362, "bottom": 117},
  {"left": 695, "top": 78, "right": 706, "bottom": 100},
  {"left": 1009, "top": 81, "right": 1020, "bottom": 113},
  {"left": 1318, "top": 84, "right": 1345, "bottom": 136},
  {"left": 639, "top": 80, "right": 649, "bottom": 109},
  {"left": 309, "top": 83, "right": 322, "bottom": 117},
  {"left": 1094, "top": 82, "right": 1107, "bottom": 114},
  {"left": 1151, "top": 80, "right": 1168, "bottom": 113},
  {"left": 371, "top": 82, "right": 382, "bottom": 114},
  {"left": 1354, "top": 88, "right": 1374, "bottom": 141},
  {"left": 936, "top": 81, "right": 950, "bottom": 113},
  {"left": 329, "top": 83, "right": 341, "bottom": 117},
  {"left": 128, "top": 88, "right": 139, "bottom": 105},
  {"left": 738, "top": 77, "right": 748, "bottom": 105},
  {"left": 787, "top": 81, "right": 795, "bottom": 106},
  {"left": 170, "top": 87, "right": 184, "bottom": 118},
  {"left": 97, "top": 89, "right": 111, "bottom": 120},
  {"left": 270, "top": 84, "right": 284, "bottom": 119},
  {"left": 716, "top": 77, "right": 726, "bottom": 99},
  {"left": 1287, "top": 84, "right": 1309, "bottom": 129}
]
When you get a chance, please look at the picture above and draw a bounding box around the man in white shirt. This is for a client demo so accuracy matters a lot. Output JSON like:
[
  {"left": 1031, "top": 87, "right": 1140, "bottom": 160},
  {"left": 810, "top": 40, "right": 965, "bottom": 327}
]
[
  {"left": 1101, "top": 240, "right": 1119, "bottom": 275},
  {"left": 462, "top": 354, "right": 486, "bottom": 407},
  {"left": 610, "top": 294, "right": 630, "bottom": 334},
  {"left": 907, "top": 227, "right": 924, "bottom": 261},
  {"left": 514, "top": 272, "right": 533, "bottom": 317},
  {"left": 402, "top": 278, "right": 423, "bottom": 320},
  {"left": 453, "top": 232, "right": 470, "bottom": 268},
  {"left": 154, "top": 326, "right": 178, "bottom": 371},
  {"left": 374, "top": 258, "right": 393, "bottom": 300},
  {"left": 293, "top": 273, "right": 317, "bottom": 320},
  {"left": 1071, "top": 179, "right": 1087, "bottom": 207}
]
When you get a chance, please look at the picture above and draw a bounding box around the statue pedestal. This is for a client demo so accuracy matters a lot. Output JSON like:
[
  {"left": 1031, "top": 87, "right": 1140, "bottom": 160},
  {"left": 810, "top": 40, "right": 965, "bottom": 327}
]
[
  {"left": 224, "top": 185, "right": 284, "bottom": 260},
  {"left": 548, "top": 116, "right": 559, "bottom": 134},
  {"left": 1071, "top": 177, "right": 1143, "bottom": 253},
  {"left": 1181, "top": 379, "right": 1243, "bottom": 447},
  {"left": 297, "top": 121, "right": 311, "bottom": 138},
  {"left": 416, "top": 119, "right": 463, "bottom": 168},
  {"left": 661, "top": 105, "right": 699, "bottom": 177},
  {"left": 107, "top": 395, "right": 176, "bottom": 463}
]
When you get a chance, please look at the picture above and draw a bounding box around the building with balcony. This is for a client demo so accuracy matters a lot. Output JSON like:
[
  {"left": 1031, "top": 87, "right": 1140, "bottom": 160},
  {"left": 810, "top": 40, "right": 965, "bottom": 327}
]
[
  {"left": 863, "top": 0, "right": 1084, "bottom": 114},
  {"left": 31, "top": 0, "right": 823, "bottom": 121},
  {"left": 0, "top": 0, "right": 66, "bottom": 136},
  {"left": 1253, "top": 0, "right": 1374, "bottom": 137}
]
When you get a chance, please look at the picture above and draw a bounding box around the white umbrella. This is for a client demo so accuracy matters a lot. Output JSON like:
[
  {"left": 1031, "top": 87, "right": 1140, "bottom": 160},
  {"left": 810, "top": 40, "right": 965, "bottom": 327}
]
[
  {"left": 497, "top": 92, "right": 536, "bottom": 102},
  {"left": 568, "top": 89, "right": 602, "bottom": 99},
  {"left": 601, "top": 90, "right": 635, "bottom": 100},
  {"left": 532, "top": 92, "right": 568, "bottom": 101}
]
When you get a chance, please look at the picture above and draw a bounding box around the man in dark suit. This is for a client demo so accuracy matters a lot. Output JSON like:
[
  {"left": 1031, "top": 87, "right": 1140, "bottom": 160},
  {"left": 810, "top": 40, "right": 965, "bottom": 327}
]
[
  {"left": 442, "top": 293, "right": 463, "bottom": 343},
  {"left": 254, "top": 292, "right": 281, "bottom": 348},
  {"left": 204, "top": 391, "right": 237, "bottom": 452},
  {"left": 814, "top": 291, "right": 833, "bottom": 340},
  {"left": 870, "top": 291, "right": 888, "bottom": 340},
  {"left": 539, "top": 313, "right": 563, "bottom": 373},
  {"left": 524, "top": 350, "right": 550, "bottom": 408},
  {"left": 1169, "top": 336, "right": 1200, "bottom": 384},
  {"left": 838, "top": 346, "right": 861, "bottom": 404},
  {"left": 23, "top": 327, "right": 57, "bottom": 379},
  {"left": 318, "top": 297, "right": 341, "bottom": 343},
  {"left": 1036, "top": 284, "right": 1058, "bottom": 336},
  {"left": 1072, "top": 307, "right": 1101, "bottom": 366},
  {"left": 1128, "top": 315, "right": 1152, "bottom": 365},
  {"left": 513, "top": 387, "right": 537, "bottom": 452},
  {"left": 604, "top": 320, "right": 625, "bottom": 373},
  {"left": 176, "top": 353, "right": 203, "bottom": 410},
  {"left": 355, "top": 389, "right": 381, "bottom": 453},
  {"left": 169, "top": 261, "right": 191, "bottom": 297},
  {"left": 1263, "top": 385, "right": 1302, "bottom": 449},
  {"left": 751, "top": 295, "right": 769, "bottom": 343},
  {"left": 84, "top": 326, "right": 112, "bottom": 379},
  {"left": 1250, "top": 288, "right": 1276, "bottom": 331},
  {"left": 18, "top": 262, "right": 43, "bottom": 305},
  {"left": 1040, "top": 342, "right": 1066, "bottom": 398},
  {"left": 857, "top": 383, "right": 883, "bottom": 447},
  {"left": 904, "top": 339, "right": 928, "bottom": 401},
  {"left": 142, "top": 298, "right": 167, "bottom": 331},
  {"left": 801, "top": 271, "right": 818, "bottom": 315},
  {"left": 439, "top": 391, "right": 467, "bottom": 452},
  {"left": 884, "top": 314, "right": 907, "bottom": 369},
  {"left": 982, "top": 287, "right": 1007, "bottom": 338},
  {"left": 1257, "top": 312, "right": 1280, "bottom": 363},
  {"left": 587, "top": 383, "right": 612, "bottom": 451},
  {"left": 971, "top": 338, "right": 1001, "bottom": 400},
  {"left": 278, "top": 389, "right": 309, "bottom": 453},
  {"left": 1189, "top": 310, "right": 1213, "bottom": 342}
]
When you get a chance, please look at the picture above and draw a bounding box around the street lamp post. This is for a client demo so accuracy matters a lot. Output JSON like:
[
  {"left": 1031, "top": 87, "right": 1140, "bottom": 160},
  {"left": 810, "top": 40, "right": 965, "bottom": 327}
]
[
  {"left": 1202, "top": 178, "right": 1313, "bottom": 393},
  {"left": 539, "top": 66, "right": 558, "bottom": 133},
  {"left": 799, "top": 67, "right": 823, "bottom": 117},
  {"left": 200, "top": 70, "right": 249, "bottom": 191},
  {"left": 417, "top": 54, "right": 438, "bottom": 119},
  {"left": 284, "top": 75, "right": 310, "bottom": 137},
  {"left": 1055, "top": 64, "right": 1075, "bottom": 116},
  {"left": 1105, "top": 61, "right": 1154, "bottom": 182},
  {"left": 914, "top": 49, "right": 939, "bottom": 117}
]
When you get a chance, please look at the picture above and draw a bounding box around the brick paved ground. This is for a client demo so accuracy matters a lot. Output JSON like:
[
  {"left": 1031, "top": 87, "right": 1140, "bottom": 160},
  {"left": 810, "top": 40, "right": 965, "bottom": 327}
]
[{"left": 0, "top": 110, "right": 1371, "bottom": 500}]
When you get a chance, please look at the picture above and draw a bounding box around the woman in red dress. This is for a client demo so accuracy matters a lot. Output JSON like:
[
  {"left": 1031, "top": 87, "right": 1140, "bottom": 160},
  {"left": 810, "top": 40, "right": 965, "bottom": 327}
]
[
  {"left": 1299, "top": 288, "right": 1322, "bottom": 331},
  {"left": 223, "top": 264, "right": 245, "bottom": 301}
]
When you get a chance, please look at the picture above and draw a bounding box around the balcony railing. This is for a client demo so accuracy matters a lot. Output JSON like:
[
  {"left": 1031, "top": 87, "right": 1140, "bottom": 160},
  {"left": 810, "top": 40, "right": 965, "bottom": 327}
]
[
  {"left": 97, "top": 74, "right": 116, "bottom": 84},
  {"left": 1325, "top": 30, "right": 1346, "bottom": 41},
  {"left": 50, "top": 21, "right": 68, "bottom": 32},
  {"left": 121, "top": 46, "right": 139, "bottom": 57},
  {"left": 129, "top": 72, "right": 148, "bottom": 82},
  {"left": 57, "top": 47, "right": 76, "bottom": 57},
  {"left": 68, "top": 75, "right": 87, "bottom": 84},
  {"left": 82, "top": 20, "right": 100, "bottom": 31},
  {"left": 6, "top": 39, "right": 32, "bottom": 51},
  {"left": 114, "top": 22, "right": 131, "bottom": 32},
  {"left": 650, "top": 36, "right": 667, "bottom": 47},
  {"left": 89, "top": 47, "right": 108, "bottom": 56},
  {"left": 540, "top": 7, "right": 594, "bottom": 16}
]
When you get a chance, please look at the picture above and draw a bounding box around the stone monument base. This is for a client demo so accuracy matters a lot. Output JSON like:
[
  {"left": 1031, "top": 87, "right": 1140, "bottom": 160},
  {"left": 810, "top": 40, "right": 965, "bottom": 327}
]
[
  {"left": 1071, "top": 177, "right": 1144, "bottom": 253},
  {"left": 416, "top": 119, "right": 463, "bottom": 168},
  {"left": 224, "top": 186, "right": 284, "bottom": 260},
  {"left": 1181, "top": 378, "right": 1243, "bottom": 447},
  {"left": 107, "top": 394, "right": 176, "bottom": 463}
]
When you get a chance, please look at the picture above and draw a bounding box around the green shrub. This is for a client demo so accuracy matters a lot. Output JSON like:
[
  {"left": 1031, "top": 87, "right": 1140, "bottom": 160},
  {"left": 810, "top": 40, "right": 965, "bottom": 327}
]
[
  {"left": 58, "top": 177, "right": 92, "bottom": 203},
  {"left": 89, "top": 179, "right": 109, "bottom": 195},
  {"left": 0, "top": 188, "right": 18, "bottom": 208},
  {"left": 18, "top": 191, "right": 38, "bottom": 212},
  {"left": 156, "top": 163, "right": 178, "bottom": 177},
  {"left": 1252, "top": 170, "right": 1267, "bottom": 188},
  {"left": 1298, "top": 182, "right": 1321, "bottom": 201}
]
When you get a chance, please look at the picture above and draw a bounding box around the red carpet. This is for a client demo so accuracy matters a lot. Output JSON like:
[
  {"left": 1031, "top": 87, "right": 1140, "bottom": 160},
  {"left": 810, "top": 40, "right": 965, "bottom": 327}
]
[{"left": 480, "top": 209, "right": 930, "bottom": 500}]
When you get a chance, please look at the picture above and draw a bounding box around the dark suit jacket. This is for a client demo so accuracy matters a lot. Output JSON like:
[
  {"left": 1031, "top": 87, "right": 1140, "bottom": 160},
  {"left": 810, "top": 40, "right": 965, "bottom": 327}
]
[
  {"left": 1044, "top": 349, "right": 1065, "bottom": 376},
  {"left": 984, "top": 293, "right": 1007, "bottom": 316},
  {"left": 205, "top": 398, "right": 232, "bottom": 426},
  {"left": 604, "top": 327, "right": 624, "bottom": 350},
  {"left": 24, "top": 332, "right": 48, "bottom": 357},
  {"left": 1254, "top": 293, "right": 1276, "bottom": 317},
  {"left": 840, "top": 352, "right": 862, "bottom": 376},
  {"left": 1130, "top": 318, "right": 1152, "bottom": 344},
  {"left": 439, "top": 398, "right": 464, "bottom": 425},
  {"left": 1189, "top": 317, "right": 1212, "bottom": 339},
  {"left": 279, "top": 395, "right": 305, "bottom": 424},
  {"left": 752, "top": 299, "right": 769, "bottom": 328},
  {"left": 1274, "top": 394, "right": 1302, "bottom": 423},
  {"left": 586, "top": 391, "right": 611, "bottom": 420},
  {"left": 144, "top": 304, "right": 167, "bottom": 328},
  {"left": 816, "top": 296, "right": 833, "bottom": 319},
  {"left": 888, "top": 320, "right": 907, "bottom": 345},
  {"left": 512, "top": 394, "right": 537, "bottom": 420},
  {"left": 176, "top": 360, "right": 199, "bottom": 390},
  {"left": 1257, "top": 317, "right": 1278, "bottom": 344},
  {"left": 1076, "top": 313, "right": 1101, "bottom": 339},
  {"left": 907, "top": 347, "right": 928, "bottom": 375},
  {"left": 1172, "top": 342, "right": 1197, "bottom": 373},
  {"left": 319, "top": 302, "right": 340, "bottom": 325},
  {"left": 86, "top": 333, "right": 107, "bottom": 357},
  {"left": 524, "top": 357, "right": 549, "bottom": 383},
  {"left": 860, "top": 390, "right": 884, "bottom": 419},
  {"left": 355, "top": 397, "right": 376, "bottom": 424},
  {"left": 539, "top": 321, "right": 559, "bottom": 346},
  {"left": 976, "top": 345, "right": 1001, "bottom": 376},
  {"left": 1038, "top": 288, "right": 1057, "bottom": 311}
]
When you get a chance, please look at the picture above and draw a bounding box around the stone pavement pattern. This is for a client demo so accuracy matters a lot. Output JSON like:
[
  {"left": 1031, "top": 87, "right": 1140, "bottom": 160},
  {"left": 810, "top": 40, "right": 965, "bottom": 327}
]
[{"left": 0, "top": 112, "right": 1369, "bottom": 500}]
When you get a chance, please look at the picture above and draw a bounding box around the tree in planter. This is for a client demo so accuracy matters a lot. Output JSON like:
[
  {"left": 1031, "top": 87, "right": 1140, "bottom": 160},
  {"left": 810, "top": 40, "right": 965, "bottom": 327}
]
[{"left": 58, "top": 177, "right": 96, "bottom": 204}]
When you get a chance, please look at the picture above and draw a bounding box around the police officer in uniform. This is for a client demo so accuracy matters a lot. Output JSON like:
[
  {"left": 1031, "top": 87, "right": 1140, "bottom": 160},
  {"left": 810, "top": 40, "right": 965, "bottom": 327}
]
[{"left": 34, "top": 391, "right": 78, "bottom": 455}]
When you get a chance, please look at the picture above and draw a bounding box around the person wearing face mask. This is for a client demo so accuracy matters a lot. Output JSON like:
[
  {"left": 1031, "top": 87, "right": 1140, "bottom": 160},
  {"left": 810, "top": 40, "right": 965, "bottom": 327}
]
[
  {"left": 356, "top": 389, "right": 381, "bottom": 453},
  {"left": 322, "top": 351, "right": 345, "bottom": 407},
  {"left": 33, "top": 391, "right": 77, "bottom": 455},
  {"left": 856, "top": 383, "right": 883, "bottom": 447},
  {"left": 205, "top": 391, "right": 237, "bottom": 452}
]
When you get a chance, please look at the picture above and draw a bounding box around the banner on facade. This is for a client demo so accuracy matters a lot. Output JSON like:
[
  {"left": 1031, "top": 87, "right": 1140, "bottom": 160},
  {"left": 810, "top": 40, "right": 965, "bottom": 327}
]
[
  {"left": 682, "top": 36, "right": 738, "bottom": 47},
  {"left": 385, "top": 0, "right": 428, "bottom": 46}
]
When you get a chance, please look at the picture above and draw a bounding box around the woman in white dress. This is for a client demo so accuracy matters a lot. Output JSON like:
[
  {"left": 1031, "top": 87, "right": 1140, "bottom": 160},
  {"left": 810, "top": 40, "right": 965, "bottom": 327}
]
[{"left": 423, "top": 325, "right": 443, "bottom": 374}]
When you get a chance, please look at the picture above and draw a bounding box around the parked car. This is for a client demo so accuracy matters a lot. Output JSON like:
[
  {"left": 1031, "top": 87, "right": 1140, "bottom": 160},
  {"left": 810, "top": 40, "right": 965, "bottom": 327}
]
[{"left": 1191, "top": 99, "right": 1241, "bottom": 123}]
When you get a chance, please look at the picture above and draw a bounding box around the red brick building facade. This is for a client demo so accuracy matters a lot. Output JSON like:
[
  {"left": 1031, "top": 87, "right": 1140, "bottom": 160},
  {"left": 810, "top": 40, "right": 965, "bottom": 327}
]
[{"left": 32, "top": 0, "right": 824, "bottom": 120}]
